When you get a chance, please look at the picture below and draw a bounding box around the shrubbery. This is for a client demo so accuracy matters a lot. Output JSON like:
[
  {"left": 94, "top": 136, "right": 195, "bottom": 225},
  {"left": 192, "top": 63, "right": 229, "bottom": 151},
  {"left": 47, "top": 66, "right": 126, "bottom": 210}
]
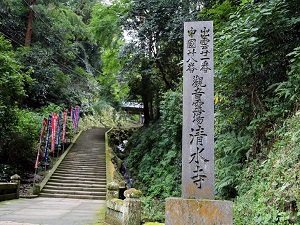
[
  {"left": 126, "top": 89, "right": 182, "bottom": 199},
  {"left": 234, "top": 112, "right": 300, "bottom": 224}
]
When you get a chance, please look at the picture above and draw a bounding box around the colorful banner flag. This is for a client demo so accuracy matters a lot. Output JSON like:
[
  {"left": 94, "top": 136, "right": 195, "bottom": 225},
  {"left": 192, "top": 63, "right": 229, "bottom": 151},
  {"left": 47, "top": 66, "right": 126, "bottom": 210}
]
[
  {"left": 34, "top": 117, "right": 48, "bottom": 169},
  {"left": 75, "top": 106, "right": 80, "bottom": 129},
  {"left": 62, "top": 109, "right": 67, "bottom": 143},
  {"left": 43, "top": 115, "right": 52, "bottom": 164},
  {"left": 70, "top": 106, "right": 80, "bottom": 130},
  {"left": 55, "top": 112, "right": 62, "bottom": 147},
  {"left": 70, "top": 107, "right": 74, "bottom": 129},
  {"left": 50, "top": 113, "right": 58, "bottom": 153}
]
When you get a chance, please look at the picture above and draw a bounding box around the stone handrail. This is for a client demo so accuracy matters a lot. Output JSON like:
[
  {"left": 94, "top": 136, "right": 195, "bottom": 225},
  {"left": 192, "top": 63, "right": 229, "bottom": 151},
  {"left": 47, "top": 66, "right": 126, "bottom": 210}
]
[
  {"left": 105, "top": 128, "right": 142, "bottom": 225},
  {"left": 105, "top": 128, "right": 127, "bottom": 198},
  {"left": 0, "top": 174, "right": 20, "bottom": 201},
  {"left": 105, "top": 127, "right": 114, "bottom": 185},
  {"left": 106, "top": 186, "right": 142, "bottom": 225}
]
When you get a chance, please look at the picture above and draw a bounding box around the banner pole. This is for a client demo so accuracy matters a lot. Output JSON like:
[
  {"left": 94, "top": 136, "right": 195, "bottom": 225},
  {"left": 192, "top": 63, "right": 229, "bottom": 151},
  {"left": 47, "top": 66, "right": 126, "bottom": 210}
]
[{"left": 34, "top": 118, "right": 47, "bottom": 184}]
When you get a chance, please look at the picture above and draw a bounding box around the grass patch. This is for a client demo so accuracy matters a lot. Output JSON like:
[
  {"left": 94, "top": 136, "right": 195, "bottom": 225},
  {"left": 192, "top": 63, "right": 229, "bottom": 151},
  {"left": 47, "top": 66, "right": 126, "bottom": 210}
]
[
  {"left": 93, "top": 203, "right": 108, "bottom": 225},
  {"left": 143, "top": 223, "right": 165, "bottom": 225}
]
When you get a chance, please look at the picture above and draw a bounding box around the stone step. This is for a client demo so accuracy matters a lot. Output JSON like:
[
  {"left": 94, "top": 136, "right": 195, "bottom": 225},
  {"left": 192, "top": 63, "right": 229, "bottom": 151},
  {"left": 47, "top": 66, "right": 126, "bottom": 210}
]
[
  {"left": 61, "top": 161, "right": 105, "bottom": 165},
  {"left": 64, "top": 153, "right": 105, "bottom": 157},
  {"left": 46, "top": 182, "right": 106, "bottom": 188},
  {"left": 58, "top": 163, "right": 106, "bottom": 167},
  {"left": 63, "top": 157, "right": 105, "bottom": 160},
  {"left": 56, "top": 168, "right": 106, "bottom": 173},
  {"left": 54, "top": 170, "right": 104, "bottom": 177},
  {"left": 61, "top": 157, "right": 106, "bottom": 161},
  {"left": 43, "top": 185, "right": 106, "bottom": 192},
  {"left": 60, "top": 163, "right": 105, "bottom": 166},
  {"left": 62, "top": 159, "right": 106, "bottom": 162},
  {"left": 48, "top": 178, "right": 106, "bottom": 185},
  {"left": 50, "top": 175, "right": 106, "bottom": 182},
  {"left": 58, "top": 162, "right": 106, "bottom": 166},
  {"left": 63, "top": 156, "right": 105, "bottom": 159},
  {"left": 42, "top": 188, "right": 106, "bottom": 196},
  {"left": 67, "top": 150, "right": 105, "bottom": 153},
  {"left": 61, "top": 161, "right": 106, "bottom": 164},
  {"left": 66, "top": 149, "right": 104, "bottom": 151},
  {"left": 39, "top": 193, "right": 106, "bottom": 200},
  {"left": 54, "top": 171, "right": 105, "bottom": 177},
  {"left": 52, "top": 173, "right": 106, "bottom": 180},
  {"left": 56, "top": 165, "right": 105, "bottom": 170}
]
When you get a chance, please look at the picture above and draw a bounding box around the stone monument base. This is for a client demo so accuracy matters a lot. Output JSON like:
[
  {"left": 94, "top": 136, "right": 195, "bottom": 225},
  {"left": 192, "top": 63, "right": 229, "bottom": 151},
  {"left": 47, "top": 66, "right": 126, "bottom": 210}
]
[{"left": 165, "top": 197, "right": 233, "bottom": 225}]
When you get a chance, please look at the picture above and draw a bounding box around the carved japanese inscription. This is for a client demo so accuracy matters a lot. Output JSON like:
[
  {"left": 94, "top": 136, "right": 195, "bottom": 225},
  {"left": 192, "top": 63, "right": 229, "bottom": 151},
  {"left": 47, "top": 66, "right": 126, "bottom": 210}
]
[{"left": 182, "top": 21, "right": 214, "bottom": 199}]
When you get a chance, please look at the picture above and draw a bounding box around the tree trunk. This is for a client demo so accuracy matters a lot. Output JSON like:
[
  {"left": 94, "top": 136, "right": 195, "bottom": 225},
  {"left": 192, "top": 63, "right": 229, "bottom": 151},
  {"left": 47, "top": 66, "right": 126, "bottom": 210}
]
[
  {"left": 25, "top": 0, "right": 35, "bottom": 46},
  {"left": 141, "top": 75, "right": 150, "bottom": 125}
]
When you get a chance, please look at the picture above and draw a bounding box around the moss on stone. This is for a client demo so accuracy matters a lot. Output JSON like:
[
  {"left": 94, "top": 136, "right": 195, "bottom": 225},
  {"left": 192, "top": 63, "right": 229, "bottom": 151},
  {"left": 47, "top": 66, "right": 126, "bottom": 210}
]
[{"left": 124, "top": 188, "right": 142, "bottom": 198}]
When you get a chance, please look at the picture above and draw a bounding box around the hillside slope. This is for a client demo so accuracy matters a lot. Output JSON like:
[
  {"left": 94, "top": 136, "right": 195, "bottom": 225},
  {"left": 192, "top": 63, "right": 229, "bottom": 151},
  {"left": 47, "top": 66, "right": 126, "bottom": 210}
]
[{"left": 233, "top": 112, "right": 300, "bottom": 224}]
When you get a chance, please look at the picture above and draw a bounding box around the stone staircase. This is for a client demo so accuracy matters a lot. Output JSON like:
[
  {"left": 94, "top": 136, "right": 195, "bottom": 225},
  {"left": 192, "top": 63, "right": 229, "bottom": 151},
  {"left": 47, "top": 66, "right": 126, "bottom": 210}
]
[{"left": 40, "top": 127, "right": 108, "bottom": 200}]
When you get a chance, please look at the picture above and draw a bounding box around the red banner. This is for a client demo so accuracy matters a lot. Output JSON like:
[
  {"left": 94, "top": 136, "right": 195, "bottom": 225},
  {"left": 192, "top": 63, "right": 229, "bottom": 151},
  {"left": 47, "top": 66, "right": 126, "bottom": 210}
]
[
  {"left": 62, "top": 110, "right": 67, "bottom": 143},
  {"left": 50, "top": 113, "right": 58, "bottom": 153},
  {"left": 34, "top": 118, "right": 48, "bottom": 169}
]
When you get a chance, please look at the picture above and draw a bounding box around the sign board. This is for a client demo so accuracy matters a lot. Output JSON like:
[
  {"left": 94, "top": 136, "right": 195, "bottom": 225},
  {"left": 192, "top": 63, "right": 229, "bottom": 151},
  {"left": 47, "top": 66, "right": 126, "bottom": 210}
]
[{"left": 182, "top": 21, "right": 214, "bottom": 199}]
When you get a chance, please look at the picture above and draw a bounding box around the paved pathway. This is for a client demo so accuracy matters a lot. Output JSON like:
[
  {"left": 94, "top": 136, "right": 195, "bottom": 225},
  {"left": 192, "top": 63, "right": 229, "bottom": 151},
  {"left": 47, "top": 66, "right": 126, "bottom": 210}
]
[
  {"left": 0, "top": 128, "right": 110, "bottom": 225},
  {"left": 0, "top": 197, "right": 107, "bottom": 225}
]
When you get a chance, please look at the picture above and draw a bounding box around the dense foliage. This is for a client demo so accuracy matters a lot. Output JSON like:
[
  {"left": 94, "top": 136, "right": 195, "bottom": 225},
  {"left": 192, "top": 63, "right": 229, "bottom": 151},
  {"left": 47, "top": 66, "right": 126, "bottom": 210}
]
[
  {"left": 126, "top": 88, "right": 183, "bottom": 199},
  {"left": 122, "top": 0, "right": 300, "bottom": 223},
  {"left": 213, "top": 0, "right": 300, "bottom": 201},
  {"left": 234, "top": 113, "right": 300, "bottom": 224},
  {"left": 1, "top": 0, "right": 300, "bottom": 223},
  {"left": 0, "top": 0, "right": 124, "bottom": 173},
  {"left": 0, "top": 34, "right": 34, "bottom": 169}
]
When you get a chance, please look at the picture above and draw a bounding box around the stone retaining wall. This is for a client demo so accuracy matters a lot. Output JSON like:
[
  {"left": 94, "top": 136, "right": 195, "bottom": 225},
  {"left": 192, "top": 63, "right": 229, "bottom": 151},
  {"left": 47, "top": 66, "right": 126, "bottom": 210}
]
[{"left": 0, "top": 174, "right": 20, "bottom": 201}]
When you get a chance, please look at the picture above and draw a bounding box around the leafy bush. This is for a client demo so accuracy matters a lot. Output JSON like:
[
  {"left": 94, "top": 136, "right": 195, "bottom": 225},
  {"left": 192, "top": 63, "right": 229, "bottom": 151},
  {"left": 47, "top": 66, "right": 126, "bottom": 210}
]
[
  {"left": 0, "top": 109, "right": 42, "bottom": 172},
  {"left": 0, "top": 164, "right": 17, "bottom": 182},
  {"left": 141, "top": 197, "right": 165, "bottom": 223},
  {"left": 215, "top": 131, "right": 252, "bottom": 199},
  {"left": 276, "top": 46, "right": 300, "bottom": 108}
]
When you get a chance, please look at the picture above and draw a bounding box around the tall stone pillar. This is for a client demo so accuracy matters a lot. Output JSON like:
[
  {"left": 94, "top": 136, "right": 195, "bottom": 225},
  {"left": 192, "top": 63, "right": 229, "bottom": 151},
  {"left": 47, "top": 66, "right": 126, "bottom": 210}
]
[{"left": 165, "top": 21, "right": 233, "bottom": 225}]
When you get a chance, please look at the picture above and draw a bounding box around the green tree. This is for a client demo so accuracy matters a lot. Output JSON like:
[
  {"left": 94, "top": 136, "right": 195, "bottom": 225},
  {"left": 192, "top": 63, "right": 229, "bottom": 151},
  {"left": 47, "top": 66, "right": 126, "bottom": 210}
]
[
  {"left": 0, "top": 35, "right": 33, "bottom": 166},
  {"left": 120, "top": 0, "right": 204, "bottom": 123},
  {"left": 89, "top": 0, "right": 130, "bottom": 108},
  {"left": 14, "top": 1, "right": 102, "bottom": 108},
  {"left": 0, "top": 0, "right": 27, "bottom": 48}
]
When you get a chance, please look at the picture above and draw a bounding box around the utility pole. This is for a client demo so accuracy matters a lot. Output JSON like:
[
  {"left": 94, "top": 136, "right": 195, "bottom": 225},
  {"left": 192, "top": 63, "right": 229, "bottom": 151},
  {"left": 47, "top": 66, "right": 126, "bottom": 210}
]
[{"left": 25, "top": 0, "right": 36, "bottom": 46}]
